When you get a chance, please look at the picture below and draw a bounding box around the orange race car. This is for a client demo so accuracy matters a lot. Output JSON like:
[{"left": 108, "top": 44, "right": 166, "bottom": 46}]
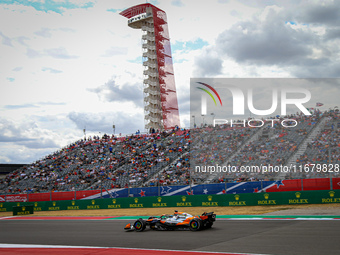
[{"left": 124, "top": 211, "right": 216, "bottom": 231}]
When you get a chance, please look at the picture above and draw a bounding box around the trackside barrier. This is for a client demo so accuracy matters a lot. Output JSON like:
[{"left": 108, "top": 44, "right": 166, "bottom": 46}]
[
  {"left": 1, "top": 178, "right": 340, "bottom": 202},
  {"left": 0, "top": 190, "right": 339, "bottom": 212},
  {"left": 12, "top": 205, "right": 34, "bottom": 216}
]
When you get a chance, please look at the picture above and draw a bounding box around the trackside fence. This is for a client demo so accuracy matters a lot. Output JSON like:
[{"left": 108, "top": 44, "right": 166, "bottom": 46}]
[
  {"left": 1, "top": 177, "right": 340, "bottom": 203},
  {"left": 0, "top": 190, "right": 339, "bottom": 212}
]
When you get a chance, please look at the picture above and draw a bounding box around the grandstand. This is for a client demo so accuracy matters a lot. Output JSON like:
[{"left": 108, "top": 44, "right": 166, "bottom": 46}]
[{"left": 0, "top": 110, "right": 339, "bottom": 197}]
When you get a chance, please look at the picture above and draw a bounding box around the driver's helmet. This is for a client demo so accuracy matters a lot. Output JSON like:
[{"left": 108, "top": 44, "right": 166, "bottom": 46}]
[{"left": 174, "top": 210, "right": 185, "bottom": 217}]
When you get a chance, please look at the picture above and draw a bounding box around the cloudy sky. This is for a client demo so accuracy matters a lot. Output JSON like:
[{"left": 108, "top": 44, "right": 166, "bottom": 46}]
[{"left": 0, "top": 0, "right": 339, "bottom": 164}]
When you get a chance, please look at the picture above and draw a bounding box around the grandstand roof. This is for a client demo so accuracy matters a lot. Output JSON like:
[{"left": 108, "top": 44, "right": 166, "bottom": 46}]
[{"left": 0, "top": 164, "right": 26, "bottom": 174}]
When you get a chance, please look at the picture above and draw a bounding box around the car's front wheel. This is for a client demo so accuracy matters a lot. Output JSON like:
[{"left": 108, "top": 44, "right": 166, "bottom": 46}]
[{"left": 133, "top": 219, "right": 146, "bottom": 232}]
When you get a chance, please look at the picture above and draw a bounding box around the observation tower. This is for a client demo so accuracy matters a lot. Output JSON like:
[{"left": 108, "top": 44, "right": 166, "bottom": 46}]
[{"left": 120, "top": 3, "right": 180, "bottom": 131}]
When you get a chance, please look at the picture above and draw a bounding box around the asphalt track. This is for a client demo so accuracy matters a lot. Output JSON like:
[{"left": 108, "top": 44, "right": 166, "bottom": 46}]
[{"left": 1, "top": 219, "right": 340, "bottom": 255}]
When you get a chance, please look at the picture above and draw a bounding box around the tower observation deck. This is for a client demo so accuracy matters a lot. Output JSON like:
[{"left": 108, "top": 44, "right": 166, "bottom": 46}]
[{"left": 120, "top": 3, "right": 180, "bottom": 131}]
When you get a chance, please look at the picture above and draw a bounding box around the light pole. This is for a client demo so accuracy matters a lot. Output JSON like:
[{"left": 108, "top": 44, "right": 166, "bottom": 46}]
[
  {"left": 201, "top": 114, "right": 205, "bottom": 127},
  {"left": 192, "top": 115, "right": 196, "bottom": 128},
  {"left": 99, "top": 180, "right": 102, "bottom": 199},
  {"left": 211, "top": 113, "right": 215, "bottom": 126},
  {"left": 189, "top": 168, "right": 192, "bottom": 195},
  {"left": 158, "top": 169, "right": 160, "bottom": 196}
]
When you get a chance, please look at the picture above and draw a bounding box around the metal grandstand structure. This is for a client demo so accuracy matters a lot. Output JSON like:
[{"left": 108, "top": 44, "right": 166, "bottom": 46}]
[{"left": 120, "top": 3, "right": 180, "bottom": 131}]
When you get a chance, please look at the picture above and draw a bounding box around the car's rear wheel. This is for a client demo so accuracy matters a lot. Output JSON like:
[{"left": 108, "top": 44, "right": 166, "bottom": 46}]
[
  {"left": 133, "top": 219, "right": 146, "bottom": 232},
  {"left": 189, "top": 218, "right": 202, "bottom": 231}
]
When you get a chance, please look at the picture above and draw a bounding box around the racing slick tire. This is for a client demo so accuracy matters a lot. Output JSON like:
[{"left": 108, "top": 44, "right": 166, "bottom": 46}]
[
  {"left": 189, "top": 218, "right": 202, "bottom": 231},
  {"left": 133, "top": 219, "right": 146, "bottom": 232}
]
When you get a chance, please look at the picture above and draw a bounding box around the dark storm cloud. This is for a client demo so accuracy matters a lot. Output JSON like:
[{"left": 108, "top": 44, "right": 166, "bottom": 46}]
[
  {"left": 216, "top": 11, "right": 313, "bottom": 66},
  {"left": 213, "top": 3, "right": 340, "bottom": 78},
  {"left": 67, "top": 111, "right": 144, "bottom": 135},
  {"left": 17, "top": 139, "right": 59, "bottom": 149},
  {"left": 0, "top": 134, "right": 34, "bottom": 143},
  {"left": 324, "top": 28, "right": 340, "bottom": 41},
  {"left": 68, "top": 112, "right": 107, "bottom": 132},
  {"left": 299, "top": 2, "right": 340, "bottom": 26},
  {"left": 193, "top": 48, "right": 223, "bottom": 77},
  {"left": 238, "top": 0, "right": 304, "bottom": 8},
  {"left": 291, "top": 63, "right": 340, "bottom": 79},
  {"left": 89, "top": 78, "right": 143, "bottom": 108}
]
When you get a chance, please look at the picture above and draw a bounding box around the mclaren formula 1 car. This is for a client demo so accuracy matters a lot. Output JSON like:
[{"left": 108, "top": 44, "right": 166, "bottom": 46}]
[{"left": 124, "top": 211, "right": 216, "bottom": 231}]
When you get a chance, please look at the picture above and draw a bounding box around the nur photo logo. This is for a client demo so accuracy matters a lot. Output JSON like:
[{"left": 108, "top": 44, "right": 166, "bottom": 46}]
[
  {"left": 196, "top": 82, "right": 223, "bottom": 115},
  {"left": 196, "top": 81, "right": 311, "bottom": 117},
  {"left": 191, "top": 78, "right": 320, "bottom": 128}
]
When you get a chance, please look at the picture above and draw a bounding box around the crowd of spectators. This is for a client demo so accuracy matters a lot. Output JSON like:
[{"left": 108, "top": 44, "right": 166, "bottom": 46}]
[
  {"left": 1, "top": 110, "right": 339, "bottom": 195},
  {"left": 0, "top": 129, "right": 190, "bottom": 194},
  {"left": 207, "top": 111, "right": 339, "bottom": 183},
  {"left": 293, "top": 111, "right": 340, "bottom": 178}
]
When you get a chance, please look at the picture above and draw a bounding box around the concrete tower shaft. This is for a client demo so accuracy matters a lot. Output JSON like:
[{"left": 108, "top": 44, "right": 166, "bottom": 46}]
[{"left": 120, "top": 3, "right": 180, "bottom": 131}]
